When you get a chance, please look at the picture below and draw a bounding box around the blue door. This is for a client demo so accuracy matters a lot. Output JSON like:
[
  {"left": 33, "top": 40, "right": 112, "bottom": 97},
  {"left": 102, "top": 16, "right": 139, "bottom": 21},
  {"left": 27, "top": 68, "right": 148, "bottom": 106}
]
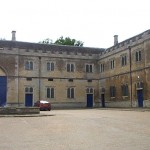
[
  {"left": 25, "top": 94, "right": 33, "bottom": 107},
  {"left": 137, "top": 90, "right": 143, "bottom": 107},
  {"left": 87, "top": 94, "right": 93, "bottom": 108},
  {"left": 0, "top": 76, "right": 7, "bottom": 106}
]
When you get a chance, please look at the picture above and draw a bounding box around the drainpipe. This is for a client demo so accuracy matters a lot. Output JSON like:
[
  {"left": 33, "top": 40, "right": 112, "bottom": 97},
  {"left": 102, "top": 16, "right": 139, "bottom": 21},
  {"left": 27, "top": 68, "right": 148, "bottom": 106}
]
[
  {"left": 39, "top": 57, "right": 41, "bottom": 100},
  {"left": 128, "top": 46, "right": 133, "bottom": 107}
]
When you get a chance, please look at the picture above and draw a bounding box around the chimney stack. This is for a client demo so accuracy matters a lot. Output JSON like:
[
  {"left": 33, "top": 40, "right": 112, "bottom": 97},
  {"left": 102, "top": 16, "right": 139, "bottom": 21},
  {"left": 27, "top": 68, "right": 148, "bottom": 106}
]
[
  {"left": 12, "top": 31, "right": 16, "bottom": 41},
  {"left": 114, "top": 35, "right": 118, "bottom": 45}
]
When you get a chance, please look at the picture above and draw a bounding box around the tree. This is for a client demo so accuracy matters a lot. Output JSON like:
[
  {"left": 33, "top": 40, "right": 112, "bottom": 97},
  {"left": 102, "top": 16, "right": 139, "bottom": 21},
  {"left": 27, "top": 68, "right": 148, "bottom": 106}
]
[
  {"left": 39, "top": 38, "right": 53, "bottom": 44},
  {"left": 39, "top": 36, "right": 84, "bottom": 46},
  {"left": 54, "top": 36, "right": 84, "bottom": 46}
]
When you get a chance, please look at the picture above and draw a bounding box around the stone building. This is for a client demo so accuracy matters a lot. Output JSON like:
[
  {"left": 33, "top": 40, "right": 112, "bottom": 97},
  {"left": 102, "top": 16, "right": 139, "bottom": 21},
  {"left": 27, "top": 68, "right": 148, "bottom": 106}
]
[{"left": 0, "top": 30, "right": 150, "bottom": 108}]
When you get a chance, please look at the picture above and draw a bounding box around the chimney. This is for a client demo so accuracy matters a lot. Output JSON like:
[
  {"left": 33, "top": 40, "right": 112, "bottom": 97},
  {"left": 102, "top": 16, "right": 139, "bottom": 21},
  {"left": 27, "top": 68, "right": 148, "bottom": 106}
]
[
  {"left": 12, "top": 31, "right": 16, "bottom": 41},
  {"left": 114, "top": 35, "right": 118, "bottom": 45}
]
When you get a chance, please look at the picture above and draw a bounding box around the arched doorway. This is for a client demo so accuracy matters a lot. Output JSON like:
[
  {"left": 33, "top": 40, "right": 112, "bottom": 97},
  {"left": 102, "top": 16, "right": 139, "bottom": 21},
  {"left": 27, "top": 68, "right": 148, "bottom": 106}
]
[{"left": 0, "top": 68, "right": 7, "bottom": 106}]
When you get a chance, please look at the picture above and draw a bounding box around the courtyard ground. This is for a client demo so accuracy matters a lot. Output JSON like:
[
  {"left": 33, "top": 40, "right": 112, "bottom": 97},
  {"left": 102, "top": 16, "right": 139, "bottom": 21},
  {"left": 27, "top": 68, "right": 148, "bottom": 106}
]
[{"left": 0, "top": 108, "right": 150, "bottom": 150}]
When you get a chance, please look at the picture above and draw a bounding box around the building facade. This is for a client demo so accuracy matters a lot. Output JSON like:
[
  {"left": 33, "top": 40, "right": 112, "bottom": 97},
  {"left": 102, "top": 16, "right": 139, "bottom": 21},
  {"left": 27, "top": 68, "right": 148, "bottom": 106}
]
[{"left": 0, "top": 29, "right": 150, "bottom": 108}]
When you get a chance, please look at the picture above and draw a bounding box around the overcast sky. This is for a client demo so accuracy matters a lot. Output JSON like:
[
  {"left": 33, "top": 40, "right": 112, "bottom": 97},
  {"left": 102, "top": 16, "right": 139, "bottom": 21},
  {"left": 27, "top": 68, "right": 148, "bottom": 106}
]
[{"left": 0, "top": 0, "right": 149, "bottom": 48}]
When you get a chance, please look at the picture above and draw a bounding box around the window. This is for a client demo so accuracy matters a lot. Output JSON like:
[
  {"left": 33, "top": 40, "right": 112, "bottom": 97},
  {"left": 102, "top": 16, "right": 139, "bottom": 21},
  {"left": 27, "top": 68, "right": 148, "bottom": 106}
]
[
  {"left": 121, "top": 85, "right": 128, "bottom": 96},
  {"left": 25, "top": 87, "right": 33, "bottom": 93},
  {"left": 136, "top": 51, "right": 142, "bottom": 62},
  {"left": 25, "top": 61, "right": 33, "bottom": 70},
  {"left": 67, "top": 63, "right": 74, "bottom": 72},
  {"left": 26, "top": 77, "right": 32, "bottom": 81},
  {"left": 86, "top": 64, "right": 93, "bottom": 73},
  {"left": 67, "top": 87, "right": 74, "bottom": 98},
  {"left": 110, "top": 86, "right": 116, "bottom": 97},
  {"left": 48, "top": 78, "right": 53, "bottom": 81},
  {"left": 86, "top": 88, "right": 94, "bottom": 93},
  {"left": 100, "top": 63, "right": 105, "bottom": 72},
  {"left": 121, "top": 55, "right": 127, "bottom": 66},
  {"left": 47, "top": 62, "right": 54, "bottom": 71},
  {"left": 110, "top": 60, "right": 115, "bottom": 69},
  {"left": 68, "top": 79, "right": 73, "bottom": 82},
  {"left": 47, "top": 87, "right": 54, "bottom": 98},
  {"left": 87, "top": 80, "right": 92, "bottom": 82}
]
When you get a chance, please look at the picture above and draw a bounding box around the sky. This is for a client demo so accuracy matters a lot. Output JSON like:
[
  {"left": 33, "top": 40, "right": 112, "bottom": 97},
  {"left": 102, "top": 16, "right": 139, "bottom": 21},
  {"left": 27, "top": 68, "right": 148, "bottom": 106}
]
[{"left": 0, "top": 0, "right": 150, "bottom": 48}]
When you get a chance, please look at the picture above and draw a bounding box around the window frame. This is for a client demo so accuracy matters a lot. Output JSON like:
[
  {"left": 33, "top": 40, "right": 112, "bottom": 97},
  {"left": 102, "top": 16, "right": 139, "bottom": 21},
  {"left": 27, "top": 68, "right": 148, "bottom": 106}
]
[
  {"left": 121, "top": 84, "right": 128, "bottom": 96},
  {"left": 67, "top": 87, "right": 75, "bottom": 99},
  {"left": 47, "top": 62, "right": 55, "bottom": 71},
  {"left": 135, "top": 50, "right": 142, "bottom": 62},
  {"left": 100, "top": 63, "right": 105, "bottom": 73},
  {"left": 25, "top": 61, "right": 33, "bottom": 70},
  {"left": 85, "top": 64, "right": 93, "bottom": 73},
  {"left": 46, "top": 87, "right": 55, "bottom": 99},
  {"left": 121, "top": 55, "right": 127, "bottom": 66},
  {"left": 110, "top": 86, "right": 116, "bottom": 97},
  {"left": 67, "top": 63, "right": 75, "bottom": 72}
]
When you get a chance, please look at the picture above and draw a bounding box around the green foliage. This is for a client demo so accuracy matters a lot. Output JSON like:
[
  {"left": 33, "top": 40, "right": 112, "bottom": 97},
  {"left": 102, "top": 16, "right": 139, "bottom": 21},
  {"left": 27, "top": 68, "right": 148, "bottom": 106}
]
[
  {"left": 39, "top": 36, "right": 84, "bottom": 47},
  {"left": 39, "top": 38, "right": 53, "bottom": 44},
  {"left": 54, "top": 36, "right": 84, "bottom": 46}
]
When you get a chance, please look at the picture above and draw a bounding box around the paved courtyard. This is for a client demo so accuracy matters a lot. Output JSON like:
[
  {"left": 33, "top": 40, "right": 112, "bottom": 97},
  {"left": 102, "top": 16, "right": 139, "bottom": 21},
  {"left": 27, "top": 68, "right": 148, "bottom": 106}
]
[{"left": 0, "top": 109, "right": 150, "bottom": 150}]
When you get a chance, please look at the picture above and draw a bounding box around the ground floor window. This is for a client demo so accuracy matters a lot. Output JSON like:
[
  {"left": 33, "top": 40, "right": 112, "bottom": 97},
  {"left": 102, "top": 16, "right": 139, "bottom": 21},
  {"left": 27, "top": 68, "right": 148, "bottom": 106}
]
[
  {"left": 110, "top": 86, "right": 116, "bottom": 97},
  {"left": 47, "top": 87, "right": 54, "bottom": 98},
  {"left": 121, "top": 84, "right": 128, "bottom": 96},
  {"left": 67, "top": 87, "right": 74, "bottom": 99}
]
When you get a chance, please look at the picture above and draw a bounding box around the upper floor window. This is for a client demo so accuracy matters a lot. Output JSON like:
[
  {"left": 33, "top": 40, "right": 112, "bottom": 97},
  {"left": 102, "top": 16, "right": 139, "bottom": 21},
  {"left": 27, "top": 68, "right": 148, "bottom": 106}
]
[
  {"left": 47, "top": 87, "right": 54, "bottom": 98},
  {"left": 121, "top": 55, "right": 127, "bottom": 66},
  {"left": 135, "top": 51, "right": 142, "bottom": 62},
  {"left": 121, "top": 85, "right": 128, "bottom": 96},
  {"left": 86, "top": 64, "right": 93, "bottom": 73},
  {"left": 25, "top": 61, "right": 33, "bottom": 70},
  {"left": 67, "top": 63, "right": 74, "bottom": 72},
  {"left": 67, "top": 87, "right": 75, "bottom": 99},
  {"left": 47, "top": 62, "right": 54, "bottom": 71},
  {"left": 100, "top": 63, "right": 105, "bottom": 72},
  {"left": 110, "top": 86, "right": 116, "bottom": 97},
  {"left": 110, "top": 60, "right": 115, "bottom": 69}
]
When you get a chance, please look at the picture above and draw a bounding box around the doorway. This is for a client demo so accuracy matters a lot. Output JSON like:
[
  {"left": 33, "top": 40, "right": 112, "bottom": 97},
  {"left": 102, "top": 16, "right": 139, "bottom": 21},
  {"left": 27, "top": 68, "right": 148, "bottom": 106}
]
[
  {"left": 137, "top": 90, "right": 143, "bottom": 107},
  {"left": 0, "top": 76, "right": 7, "bottom": 106}
]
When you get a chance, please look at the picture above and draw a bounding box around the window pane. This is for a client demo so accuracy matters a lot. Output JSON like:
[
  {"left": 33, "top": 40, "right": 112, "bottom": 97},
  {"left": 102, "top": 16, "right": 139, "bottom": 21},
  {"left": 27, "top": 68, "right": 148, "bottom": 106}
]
[
  {"left": 25, "top": 87, "right": 28, "bottom": 93},
  {"left": 30, "top": 87, "right": 33, "bottom": 93},
  {"left": 51, "top": 62, "right": 54, "bottom": 71},
  {"left": 71, "top": 88, "right": 74, "bottom": 98},
  {"left": 86, "top": 65, "right": 89, "bottom": 72},
  {"left": 30, "top": 62, "right": 33, "bottom": 70},
  {"left": 67, "top": 88, "right": 70, "bottom": 98},
  {"left": 139, "top": 51, "right": 141, "bottom": 61},
  {"left": 67, "top": 64, "right": 70, "bottom": 72},
  {"left": 47, "top": 62, "right": 50, "bottom": 71},
  {"left": 71, "top": 64, "right": 74, "bottom": 72},
  {"left": 51, "top": 88, "right": 54, "bottom": 98},
  {"left": 47, "top": 88, "right": 50, "bottom": 98},
  {"left": 90, "top": 65, "right": 92, "bottom": 72},
  {"left": 25, "top": 61, "right": 29, "bottom": 70}
]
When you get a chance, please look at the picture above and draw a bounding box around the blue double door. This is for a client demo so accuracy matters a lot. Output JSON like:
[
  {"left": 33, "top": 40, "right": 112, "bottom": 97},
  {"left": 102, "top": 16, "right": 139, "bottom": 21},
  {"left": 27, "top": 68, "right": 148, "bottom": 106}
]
[{"left": 0, "top": 76, "right": 7, "bottom": 106}]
